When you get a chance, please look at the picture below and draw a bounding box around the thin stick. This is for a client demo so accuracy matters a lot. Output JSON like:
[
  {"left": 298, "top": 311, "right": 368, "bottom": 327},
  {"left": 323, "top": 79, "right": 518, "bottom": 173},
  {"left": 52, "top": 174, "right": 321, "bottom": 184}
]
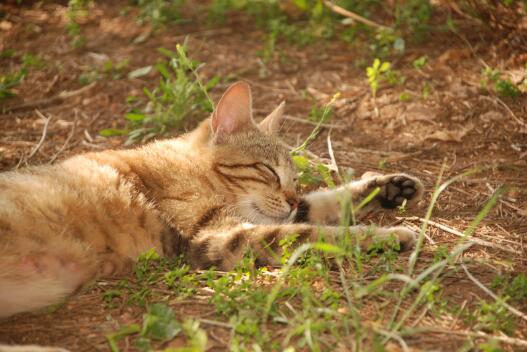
[
  {"left": 27, "top": 110, "right": 52, "bottom": 160},
  {"left": 284, "top": 115, "right": 345, "bottom": 129},
  {"left": 404, "top": 326, "right": 527, "bottom": 347},
  {"left": 326, "top": 133, "right": 339, "bottom": 172},
  {"left": 480, "top": 95, "right": 527, "bottom": 128},
  {"left": 374, "top": 328, "right": 410, "bottom": 352},
  {"left": 198, "top": 319, "right": 232, "bottom": 329},
  {"left": 461, "top": 263, "right": 527, "bottom": 322},
  {"left": 3, "top": 82, "right": 96, "bottom": 113},
  {"left": 323, "top": 0, "right": 390, "bottom": 30},
  {"left": 400, "top": 216, "right": 522, "bottom": 255},
  {"left": 49, "top": 109, "right": 79, "bottom": 164},
  {"left": 282, "top": 141, "right": 330, "bottom": 164}
]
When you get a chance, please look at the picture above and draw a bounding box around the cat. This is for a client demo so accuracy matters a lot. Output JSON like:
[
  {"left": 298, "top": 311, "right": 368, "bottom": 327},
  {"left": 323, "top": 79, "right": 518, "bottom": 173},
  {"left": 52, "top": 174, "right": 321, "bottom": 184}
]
[{"left": 0, "top": 81, "right": 424, "bottom": 319}]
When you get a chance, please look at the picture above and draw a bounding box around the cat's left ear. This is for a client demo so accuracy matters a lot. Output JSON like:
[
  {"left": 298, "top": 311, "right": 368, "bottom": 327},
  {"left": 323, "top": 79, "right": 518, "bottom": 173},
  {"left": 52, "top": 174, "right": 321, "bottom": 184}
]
[
  {"left": 259, "top": 101, "right": 285, "bottom": 135},
  {"left": 211, "top": 81, "right": 254, "bottom": 140}
]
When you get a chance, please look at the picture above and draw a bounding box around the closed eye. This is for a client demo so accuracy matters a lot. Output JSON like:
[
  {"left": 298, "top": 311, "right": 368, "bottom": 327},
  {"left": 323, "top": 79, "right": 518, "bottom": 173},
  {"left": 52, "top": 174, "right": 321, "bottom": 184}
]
[{"left": 261, "top": 163, "right": 280, "bottom": 184}]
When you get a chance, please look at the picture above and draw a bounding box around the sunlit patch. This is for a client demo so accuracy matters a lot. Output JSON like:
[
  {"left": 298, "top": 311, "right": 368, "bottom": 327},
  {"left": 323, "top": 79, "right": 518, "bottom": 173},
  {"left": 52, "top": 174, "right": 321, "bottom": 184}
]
[{"left": 241, "top": 222, "right": 255, "bottom": 230}]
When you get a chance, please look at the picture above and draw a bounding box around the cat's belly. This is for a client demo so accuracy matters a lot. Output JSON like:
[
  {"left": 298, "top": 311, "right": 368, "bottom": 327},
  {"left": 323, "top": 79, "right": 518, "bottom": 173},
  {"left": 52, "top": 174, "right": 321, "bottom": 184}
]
[{"left": 0, "top": 157, "right": 166, "bottom": 273}]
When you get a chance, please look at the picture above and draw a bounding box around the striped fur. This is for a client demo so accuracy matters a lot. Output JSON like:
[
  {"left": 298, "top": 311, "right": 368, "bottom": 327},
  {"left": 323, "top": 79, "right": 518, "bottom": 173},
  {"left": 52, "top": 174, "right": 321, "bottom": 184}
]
[{"left": 0, "top": 82, "right": 424, "bottom": 318}]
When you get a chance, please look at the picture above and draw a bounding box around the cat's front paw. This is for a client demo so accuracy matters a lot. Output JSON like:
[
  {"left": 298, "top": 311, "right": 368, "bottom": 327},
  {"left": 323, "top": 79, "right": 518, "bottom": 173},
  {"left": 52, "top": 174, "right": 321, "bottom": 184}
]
[{"left": 361, "top": 172, "right": 424, "bottom": 209}]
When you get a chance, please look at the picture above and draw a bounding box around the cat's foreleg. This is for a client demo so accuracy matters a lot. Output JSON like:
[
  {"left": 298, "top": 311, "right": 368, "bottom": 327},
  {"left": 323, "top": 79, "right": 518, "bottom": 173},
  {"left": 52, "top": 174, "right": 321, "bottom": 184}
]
[
  {"left": 295, "top": 172, "right": 424, "bottom": 224},
  {"left": 187, "top": 222, "right": 416, "bottom": 270}
]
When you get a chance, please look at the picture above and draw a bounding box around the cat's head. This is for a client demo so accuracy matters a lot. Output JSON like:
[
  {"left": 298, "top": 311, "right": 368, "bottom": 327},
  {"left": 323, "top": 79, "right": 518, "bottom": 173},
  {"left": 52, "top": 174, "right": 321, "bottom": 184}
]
[{"left": 209, "top": 81, "right": 299, "bottom": 224}]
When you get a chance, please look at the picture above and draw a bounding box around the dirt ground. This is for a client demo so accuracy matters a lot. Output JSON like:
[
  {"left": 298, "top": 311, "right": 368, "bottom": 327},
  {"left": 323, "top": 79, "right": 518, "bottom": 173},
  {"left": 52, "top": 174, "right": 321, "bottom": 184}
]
[{"left": 0, "top": 1, "right": 526, "bottom": 351}]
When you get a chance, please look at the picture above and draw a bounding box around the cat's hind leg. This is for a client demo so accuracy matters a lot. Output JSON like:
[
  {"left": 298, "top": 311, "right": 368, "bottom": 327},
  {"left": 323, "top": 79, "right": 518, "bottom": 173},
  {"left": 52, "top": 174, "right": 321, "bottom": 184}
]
[
  {"left": 0, "top": 246, "right": 97, "bottom": 318},
  {"left": 186, "top": 222, "right": 416, "bottom": 270}
]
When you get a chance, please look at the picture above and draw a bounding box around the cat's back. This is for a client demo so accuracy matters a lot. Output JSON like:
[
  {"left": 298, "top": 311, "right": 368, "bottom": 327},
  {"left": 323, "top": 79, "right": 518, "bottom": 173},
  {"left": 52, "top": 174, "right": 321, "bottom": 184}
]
[{"left": 0, "top": 151, "right": 165, "bottom": 261}]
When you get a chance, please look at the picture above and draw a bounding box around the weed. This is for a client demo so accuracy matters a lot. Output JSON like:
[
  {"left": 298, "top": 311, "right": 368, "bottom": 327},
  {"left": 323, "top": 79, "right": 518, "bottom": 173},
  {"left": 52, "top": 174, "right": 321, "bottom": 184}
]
[
  {"left": 21, "top": 54, "right": 45, "bottom": 69},
  {"left": 395, "top": 0, "right": 432, "bottom": 41},
  {"left": 481, "top": 67, "right": 521, "bottom": 99},
  {"left": 66, "top": 0, "right": 90, "bottom": 49},
  {"left": 422, "top": 82, "right": 431, "bottom": 99},
  {"left": 491, "top": 272, "right": 527, "bottom": 302},
  {"left": 131, "top": 0, "right": 186, "bottom": 28},
  {"left": 473, "top": 299, "right": 516, "bottom": 335},
  {"left": 308, "top": 104, "right": 332, "bottom": 123},
  {"left": 369, "top": 29, "right": 405, "bottom": 58},
  {"left": 0, "top": 68, "right": 26, "bottom": 100},
  {"left": 399, "top": 91, "right": 412, "bottom": 102},
  {"left": 412, "top": 55, "right": 427, "bottom": 69},
  {"left": 100, "top": 44, "right": 219, "bottom": 144},
  {"left": 433, "top": 245, "right": 449, "bottom": 263},
  {"left": 0, "top": 49, "right": 15, "bottom": 59},
  {"left": 366, "top": 58, "right": 391, "bottom": 100}
]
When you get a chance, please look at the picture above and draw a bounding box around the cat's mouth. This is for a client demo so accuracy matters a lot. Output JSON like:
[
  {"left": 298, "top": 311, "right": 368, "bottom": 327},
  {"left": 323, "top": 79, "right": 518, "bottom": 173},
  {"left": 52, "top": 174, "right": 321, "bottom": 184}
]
[{"left": 252, "top": 202, "right": 293, "bottom": 223}]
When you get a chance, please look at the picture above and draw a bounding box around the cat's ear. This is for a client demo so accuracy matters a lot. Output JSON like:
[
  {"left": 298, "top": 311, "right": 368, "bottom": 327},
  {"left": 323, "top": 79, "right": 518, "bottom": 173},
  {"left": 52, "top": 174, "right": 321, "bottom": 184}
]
[
  {"left": 259, "top": 101, "right": 285, "bottom": 135},
  {"left": 211, "top": 81, "right": 254, "bottom": 138}
]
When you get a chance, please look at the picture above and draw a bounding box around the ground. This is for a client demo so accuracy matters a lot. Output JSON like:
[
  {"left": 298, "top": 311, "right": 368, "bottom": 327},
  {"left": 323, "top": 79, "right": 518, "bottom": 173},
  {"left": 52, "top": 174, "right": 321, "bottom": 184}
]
[{"left": 0, "top": 1, "right": 526, "bottom": 351}]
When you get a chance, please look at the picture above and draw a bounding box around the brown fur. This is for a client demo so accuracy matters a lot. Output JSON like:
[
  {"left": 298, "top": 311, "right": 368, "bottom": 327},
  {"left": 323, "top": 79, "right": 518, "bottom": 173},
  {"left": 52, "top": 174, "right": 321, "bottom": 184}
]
[{"left": 0, "top": 82, "right": 424, "bottom": 318}]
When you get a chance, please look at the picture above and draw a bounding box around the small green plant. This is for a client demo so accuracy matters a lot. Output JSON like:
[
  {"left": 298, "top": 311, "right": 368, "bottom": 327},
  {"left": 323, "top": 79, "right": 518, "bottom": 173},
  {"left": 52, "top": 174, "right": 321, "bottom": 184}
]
[
  {"left": 0, "top": 49, "right": 15, "bottom": 58},
  {"left": 21, "top": 54, "right": 45, "bottom": 69},
  {"left": 366, "top": 58, "right": 391, "bottom": 100},
  {"left": 369, "top": 29, "right": 406, "bottom": 58},
  {"left": 481, "top": 67, "right": 521, "bottom": 98},
  {"left": 412, "top": 55, "right": 427, "bottom": 69},
  {"left": 100, "top": 44, "right": 219, "bottom": 144},
  {"left": 307, "top": 104, "right": 332, "bottom": 123},
  {"left": 473, "top": 299, "right": 516, "bottom": 335},
  {"left": 131, "top": 0, "right": 186, "bottom": 28},
  {"left": 395, "top": 0, "right": 432, "bottom": 41},
  {"left": 491, "top": 272, "right": 527, "bottom": 302},
  {"left": 433, "top": 245, "right": 449, "bottom": 263},
  {"left": 0, "top": 68, "right": 26, "bottom": 100},
  {"left": 66, "top": 0, "right": 90, "bottom": 49}
]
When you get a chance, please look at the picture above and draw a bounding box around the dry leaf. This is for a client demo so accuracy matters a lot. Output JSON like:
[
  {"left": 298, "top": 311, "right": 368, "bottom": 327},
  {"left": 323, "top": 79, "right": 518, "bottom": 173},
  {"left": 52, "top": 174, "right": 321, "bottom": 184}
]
[
  {"left": 424, "top": 124, "right": 473, "bottom": 142},
  {"left": 480, "top": 110, "right": 504, "bottom": 122}
]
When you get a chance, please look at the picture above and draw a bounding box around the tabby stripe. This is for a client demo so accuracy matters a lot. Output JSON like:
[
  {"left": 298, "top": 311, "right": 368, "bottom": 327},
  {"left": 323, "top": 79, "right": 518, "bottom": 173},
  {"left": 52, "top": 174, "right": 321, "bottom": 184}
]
[
  {"left": 198, "top": 175, "right": 215, "bottom": 191},
  {"left": 262, "top": 229, "right": 281, "bottom": 252},
  {"left": 294, "top": 198, "right": 310, "bottom": 223},
  {"left": 297, "top": 229, "right": 312, "bottom": 243},
  {"left": 192, "top": 206, "right": 224, "bottom": 234},
  {"left": 215, "top": 162, "right": 261, "bottom": 169},
  {"left": 227, "top": 230, "right": 247, "bottom": 252},
  {"left": 214, "top": 165, "right": 267, "bottom": 185},
  {"left": 214, "top": 169, "right": 247, "bottom": 192}
]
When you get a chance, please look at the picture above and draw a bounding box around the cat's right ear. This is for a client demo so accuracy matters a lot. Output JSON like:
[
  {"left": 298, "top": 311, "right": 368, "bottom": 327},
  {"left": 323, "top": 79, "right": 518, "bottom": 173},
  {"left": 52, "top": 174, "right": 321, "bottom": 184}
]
[
  {"left": 211, "top": 81, "right": 254, "bottom": 140},
  {"left": 259, "top": 101, "right": 285, "bottom": 135}
]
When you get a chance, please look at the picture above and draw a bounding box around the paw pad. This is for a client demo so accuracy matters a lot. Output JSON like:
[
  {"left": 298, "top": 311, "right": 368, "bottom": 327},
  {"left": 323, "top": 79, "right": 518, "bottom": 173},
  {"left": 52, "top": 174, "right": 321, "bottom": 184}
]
[{"left": 377, "top": 175, "right": 423, "bottom": 209}]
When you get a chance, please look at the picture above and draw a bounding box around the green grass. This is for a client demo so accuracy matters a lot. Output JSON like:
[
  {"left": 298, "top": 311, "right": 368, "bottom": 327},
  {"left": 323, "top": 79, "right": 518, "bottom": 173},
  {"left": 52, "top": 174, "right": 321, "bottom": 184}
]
[
  {"left": 101, "top": 157, "right": 517, "bottom": 351},
  {"left": 100, "top": 44, "right": 219, "bottom": 144}
]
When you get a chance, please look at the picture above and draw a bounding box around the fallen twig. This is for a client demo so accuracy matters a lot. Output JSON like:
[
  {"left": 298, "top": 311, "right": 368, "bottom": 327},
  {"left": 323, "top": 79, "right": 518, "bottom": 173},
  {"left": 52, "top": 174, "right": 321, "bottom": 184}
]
[
  {"left": 27, "top": 110, "right": 52, "bottom": 160},
  {"left": 2, "top": 82, "right": 96, "bottom": 113},
  {"left": 323, "top": 0, "right": 390, "bottom": 30},
  {"left": 49, "top": 109, "right": 79, "bottom": 164},
  {"left": 284, "top": 115, "right": 345, "bottom": 129},
  {"left": 198, "top": 318, "right": 232, "bottom": 329},
  {"left": 399, "top": 216, "right": 522, "bottom": 255},
  {"left": 480, "top": 95, "right": 527, "bottom": 128},
  {"left": 326, "top": 133, "right": 339, "bottom": 172},
  {"left": 404, "top": 326, "right": 527, "bottom": 347},
  {"left": 461, "top": 262, "right": 527, "bottom": 322}
]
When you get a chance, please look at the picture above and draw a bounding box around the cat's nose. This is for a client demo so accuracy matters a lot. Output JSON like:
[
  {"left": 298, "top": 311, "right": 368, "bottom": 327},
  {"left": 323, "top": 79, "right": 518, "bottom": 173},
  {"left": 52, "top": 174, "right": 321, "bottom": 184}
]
[{"left": 285, "top": 195, "right": 299, "bottom": 210}]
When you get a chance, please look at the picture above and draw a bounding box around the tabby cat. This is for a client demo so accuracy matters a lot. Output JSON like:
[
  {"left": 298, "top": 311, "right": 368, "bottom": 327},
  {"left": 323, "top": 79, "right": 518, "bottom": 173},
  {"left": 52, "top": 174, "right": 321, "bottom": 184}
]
[{"left": 0, "top": 81, "right": 424, "bottom": 318}]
